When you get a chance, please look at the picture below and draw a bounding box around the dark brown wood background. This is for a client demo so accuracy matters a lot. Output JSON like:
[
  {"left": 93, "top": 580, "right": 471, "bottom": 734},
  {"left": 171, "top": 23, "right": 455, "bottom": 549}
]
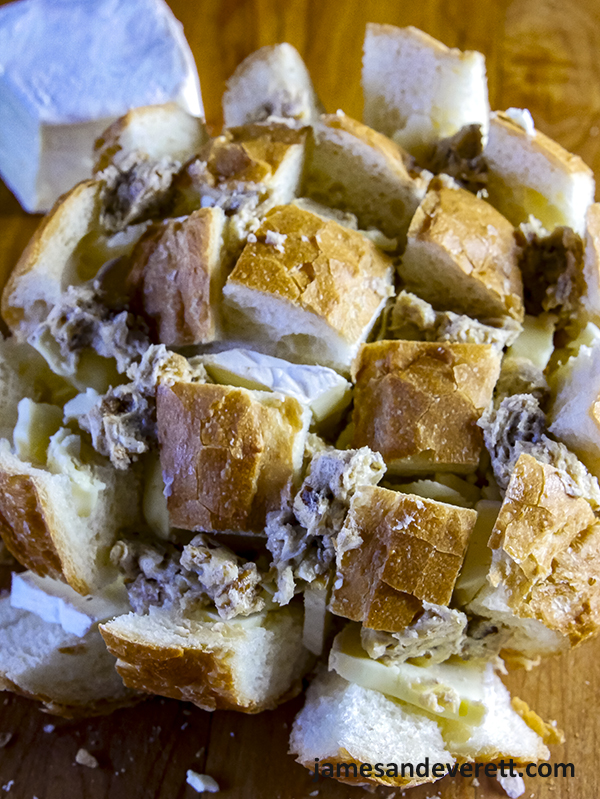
[{"left": 1, "top": 0, "right": 600, "bottom": 797}]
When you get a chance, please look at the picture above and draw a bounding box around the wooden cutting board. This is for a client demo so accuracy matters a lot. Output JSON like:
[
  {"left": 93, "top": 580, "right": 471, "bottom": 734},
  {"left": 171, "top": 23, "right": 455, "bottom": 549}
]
[{"left": 1, "top": 1, "right": 599, "bottom": 797}]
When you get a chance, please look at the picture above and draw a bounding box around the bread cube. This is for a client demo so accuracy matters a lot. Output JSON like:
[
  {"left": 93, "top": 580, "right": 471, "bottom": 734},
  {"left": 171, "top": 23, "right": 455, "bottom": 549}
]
[
  {"left": 330, "top": 485, "right": 476, "bottom": 631},
  {"left": 101, "top": 604, "right": 312, "bottom": 713},
  {"left": 126, "top": 207, "right": 226, "bottom": 347},
  {"left": 304, "top": 111, "right": 429, "bottom": 244},
  {"left": 351, "top": 341, "right": 502, "bottom": 474},
  {"left": 157, "top": 382, "right": 310, "bottom": 533},
  {"left": 399, "top": 182, "right": 524, "bottom": 321},
  {"left": 222, "top": 43, "right": 321, "bottom": 128},
  {"left": 468, "top": 453, "right": 600, "bottom": 653},
  {"left": 362, "top": 24, "right": 489, "bottom": 160},
  {"left": 222, "top": 205, "right": 394, "bottom": 373},
  {"left": 485, "top": 111, "right": 595, "bottom": 235}
]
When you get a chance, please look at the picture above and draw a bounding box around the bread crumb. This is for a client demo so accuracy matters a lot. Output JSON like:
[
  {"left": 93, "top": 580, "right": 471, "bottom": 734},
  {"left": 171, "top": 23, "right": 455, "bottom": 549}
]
[
  {"left": 265, "top": 230, "right": 287, "bottom": 252},
  {"left": 0, "top": 733, "right": 12, "bottom": 748},
  {"left": 472, "top": 777, "right": 480, "bottom": 787},
  {"left": 497, "top": 773, "right": 525, "bottom": 798},
  {"left": 186, "top": 770, "right": 219, "bottom": 793},
  {"left": 247, "top": 233, "right": 257, "bottom": 243},
  {"left": 43, "top": 724, "right": 55, "bottom": 733},
  {"left": 75, "top": 748, "right": 99, "bottom": 768}
]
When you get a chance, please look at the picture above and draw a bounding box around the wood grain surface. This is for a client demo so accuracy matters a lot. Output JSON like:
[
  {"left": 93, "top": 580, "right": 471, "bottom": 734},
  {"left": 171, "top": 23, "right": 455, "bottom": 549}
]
[{"left": 1, "top": 0, "right": 600, "bottom": 797}]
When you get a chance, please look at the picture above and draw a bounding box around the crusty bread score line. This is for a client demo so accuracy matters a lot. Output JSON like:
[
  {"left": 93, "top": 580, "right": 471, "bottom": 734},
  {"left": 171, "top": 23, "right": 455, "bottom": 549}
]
[{"left": 0, "top": 23, "right": 598, "bottom": 796}]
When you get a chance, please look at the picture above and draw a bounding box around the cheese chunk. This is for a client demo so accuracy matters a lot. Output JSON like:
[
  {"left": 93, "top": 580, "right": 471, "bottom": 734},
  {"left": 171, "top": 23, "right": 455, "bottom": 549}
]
[
  {"left": 202, "top": 348, "right": 352, "bottom": 423},
  {"left": 330, "top": 624, "right": 486, "bottom": 726},
  {"left": 10, "top": 571, "right": 128, "bottom": 638},
  {"left": 0, "top": 0, "right": 202, "bottom": 212}
]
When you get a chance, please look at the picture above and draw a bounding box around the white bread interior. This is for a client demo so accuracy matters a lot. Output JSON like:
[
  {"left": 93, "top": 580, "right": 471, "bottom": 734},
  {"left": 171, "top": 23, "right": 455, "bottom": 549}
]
[
  {"left": 290, "top": 667, "right": 548, "bottom": 789},
  {"left": 303, "top": 111, "right": 429, "bottom": 244},
  {"left": 0, "top": 593, "right": 133, "bottom": 717},
  {"left": 485, "top": 111, "right": 595, "bottom": 235},
  {"left": 362, "top": 24, "right": 489, "bottom": 160},
  {"left": 100, "top": 604, "right": 312, "bottom": 713},
  {"left": 222, "top": 43, "right": 321, "bottom": 128},
  {"left": 583, "top": 204, "right": 600, "bottom": 324},
  {"left": 93, "top": 102, "right": 208, "bottom": 174},
  {"left": 290, "top": 669, "right": 452, "bottom": 789},
  {"left": 549, "top": 334, "right": 600, "bottom": 476}
]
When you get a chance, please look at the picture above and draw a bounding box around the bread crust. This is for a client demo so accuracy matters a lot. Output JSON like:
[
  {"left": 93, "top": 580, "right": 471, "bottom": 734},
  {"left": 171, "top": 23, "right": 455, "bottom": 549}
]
[
  {"left": 491, "top": 112, "right": 594, "bottom": 178},
  {"left": 225, "top": 204, "right": 393, "bottom": 345},
  {"left": 100, "top": 625, "right": 303, "bottom": 713},
  {"left": 2, "top": 180, "right": 103, "bottom": 333},
  {"left": 488, "top": 453, "right": 600, "bottom": 646},
  {"left": 401, "top": 183, "right": 524, "bottom": 321},
  {"left": 351, "top": 340, "right": 502, "bottom": 474},
  {"left": 330, "top": 485, "right": 476, "bottom": 631},
  {"left": 157, "top": 382, "right": 308, "bottom": 533},
  {"left": 0, "top": 471, "right": 64, "bottom": 582},
  {"left": 126, "top": 207, "right": 225, "bottom": 346}
]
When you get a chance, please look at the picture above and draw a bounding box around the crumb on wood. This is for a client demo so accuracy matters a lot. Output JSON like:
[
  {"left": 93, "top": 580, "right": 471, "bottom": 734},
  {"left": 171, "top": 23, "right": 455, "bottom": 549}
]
[
  {"left": 186, "top": 770, "right": 220, "bottom": 793},
  {"left": 0, "top": 733, "right": 12, "bottom": 748},
  {"left": 75, "top": 748, "right": 99, "bottom": 768}
]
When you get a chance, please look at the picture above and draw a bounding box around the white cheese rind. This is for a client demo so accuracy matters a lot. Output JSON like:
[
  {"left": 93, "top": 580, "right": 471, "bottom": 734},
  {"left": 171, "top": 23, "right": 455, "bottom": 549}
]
[
  {"left": 0, "top": 0, "right": 203, "bottom": 211},
  {"left": 202, "top": 348, "right": 352, "bottom": 422},
  {"left": 10, "top": 571, "right": 128, "bottom": 637}
]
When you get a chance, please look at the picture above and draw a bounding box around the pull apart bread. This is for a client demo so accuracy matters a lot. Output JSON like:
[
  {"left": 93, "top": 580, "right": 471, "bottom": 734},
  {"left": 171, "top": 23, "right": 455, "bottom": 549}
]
[{"left": 1, "top": 27, "right": 600, "bottom": 795}]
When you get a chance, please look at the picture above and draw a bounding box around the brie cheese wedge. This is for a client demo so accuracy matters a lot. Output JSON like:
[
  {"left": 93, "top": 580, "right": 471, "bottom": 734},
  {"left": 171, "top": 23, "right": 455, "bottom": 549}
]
[
  {"left": 0, "top": 0, "right": 203, "bottom": 212},
  {"left": 10, "top": 571, "right": 128, "bottom": 637},
  {"left": 202, "top": 348, "right": 352, "bottom": 423}
]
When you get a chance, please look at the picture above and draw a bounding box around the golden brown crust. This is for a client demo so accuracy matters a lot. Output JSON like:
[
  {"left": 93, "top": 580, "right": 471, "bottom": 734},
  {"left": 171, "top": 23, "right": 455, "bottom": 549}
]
[
  {"left": 99, "top": 625, "right": 304, "bottom": 714},
  {"left": 296, "top": 748, "right": 433, "bottom": 789},
  {"left": 157, "top": 382, "right": 307, "bottom": 533},
  {"left": 0, "top": 471, "right": 63, "bottom": 581},
  {"left": 330, "top": 485, "right": 476, "bottom": 631},
  {"left": 226, "top": 204, "right": 393, "bottom": 343},
  {"left": 126, "top": 207, "right": 225, "bottom": 346},
  {"left": 489, "top": 453, "right": 600, "bottom": 646},
  {"left": 172, "top": 122, "right": 308, "bottom": 213},
  {"left": 492, "top": 112, "right": 594, "bottom": 178},
  {"left": 319, "top": 112, "right": 417, "bottom": 178},
  {"left": 1, "top": 180, "right": 102, "bottom": 332},
  {"left": 511, "top": 697, "right": 565, "bottom": 746},
  {"left": 351, "top": 340, "right": 501, "bottom": 474},
  {"left": 402, "top": 183, "right": 524, "bottom": 321}
]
